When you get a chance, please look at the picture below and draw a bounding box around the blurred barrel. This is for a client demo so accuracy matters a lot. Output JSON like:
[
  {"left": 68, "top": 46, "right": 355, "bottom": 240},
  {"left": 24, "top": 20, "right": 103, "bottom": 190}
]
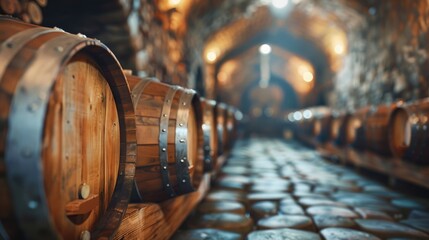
[
  {"left": 347, "top": 106, "right": 371, "bottom": 150},
  {"left": 314, "top": 110, "right": 342, "bottom": 143},
  {"left": 389, "top": 99, "right": 429, "bottom": 164},
  {"left": 225, "top": 105, "right": 238, "bottom": 150},
  {"left": 216, "top": 103, "right": 228, "bottom": 156},
  {"left": 200, "top": 98, "right": 218, "bottom": 172},
  {"left": 332, "top": 112, "right": 353, "bottom": 147},
  {"left": 365, "top": 104, "right": 396, "bottom": 156},
  {"left": 126, "top": 75, "right": 204, "bottom": 202},
  {"left": 0, "top": 17, "right": 136, "bottom": 239}
]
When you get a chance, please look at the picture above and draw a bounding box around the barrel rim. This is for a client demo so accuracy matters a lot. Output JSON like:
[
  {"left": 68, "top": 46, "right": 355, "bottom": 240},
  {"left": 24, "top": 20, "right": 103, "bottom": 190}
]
[{"left": 2, "top": 22, "right": 136, "bottom": 239}]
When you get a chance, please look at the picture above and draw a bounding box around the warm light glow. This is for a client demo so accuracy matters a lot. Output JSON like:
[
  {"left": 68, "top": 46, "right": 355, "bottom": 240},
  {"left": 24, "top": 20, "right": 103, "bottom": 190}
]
[
  {"left": 259, "top": 44, "right": 272, "bottom": 54},
  {"left": 272, "top": 0, "right": 289, "bottom": 9},
  {"left": 206, "top": 51, "right": 217, "bottom": 63},
  {"left": 168, "top": 0, "right": 181, "bottom": 6},
  {"left": 217, "top": 71, "right": 228, "bottom": 85},
  {"left": 297, "top": 64, "right": 314, "bottom": 83},
  {"left": 302, "top": 71, "right": 314, "bottom": 82},
  {"left": 303, "top": 110, "right": 312, "bottom": 119},
  {"left": 334, "top": 43, "right": 344, "bottom": 55}
]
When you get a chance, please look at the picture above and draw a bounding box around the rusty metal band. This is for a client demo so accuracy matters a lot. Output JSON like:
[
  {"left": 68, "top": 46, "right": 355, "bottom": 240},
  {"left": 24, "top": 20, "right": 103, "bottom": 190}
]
[
  {"left": 159, "top": 87, "right": 178, "bottom": 197},
  {"left": 5, "top": 34, "right": 85, "bottom": 239},
  {"left": 175, "top": 89, "right": 195, "bottom": 193},
  {"left": 131, "top": 79, "right": 151, "bottom": 111},
  {"left": 0, "top": 27, "right": 61, "bottom": 81}
]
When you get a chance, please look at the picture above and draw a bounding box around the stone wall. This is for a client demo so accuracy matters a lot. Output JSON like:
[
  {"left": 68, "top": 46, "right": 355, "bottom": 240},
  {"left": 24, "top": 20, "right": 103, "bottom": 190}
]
[{"left": 333, "top": 0, "right": 429, "bottom": 110}]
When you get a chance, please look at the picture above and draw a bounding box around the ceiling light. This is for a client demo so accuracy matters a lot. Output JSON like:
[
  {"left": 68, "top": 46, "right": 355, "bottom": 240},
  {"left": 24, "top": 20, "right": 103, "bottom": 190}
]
[
  {"left": 334, "top": 43, "right": 344, "bottom": 55},
  {"left": 302, "top": 71, "right": 314, "bottom": 82},
  {"left": 272, "top": 0, "right": 289, "bottom": 9},
  {"left": 303, "top": 110, "right": 312, "bottom": 119},
  {"left": 259, "top": 44, "right": 272, "bottom": 54},
  {"left": 293, "top": 111, "right": 303, "bottom": 121},
  {"left": 206, "top": 51, "right": 217, "bottom": 63},
  {"left": 168, "top": 0, "right": 181, "bottom": 6}
]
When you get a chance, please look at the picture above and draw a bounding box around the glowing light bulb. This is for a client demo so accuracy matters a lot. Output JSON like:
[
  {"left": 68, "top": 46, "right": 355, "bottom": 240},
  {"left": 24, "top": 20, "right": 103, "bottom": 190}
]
[
  {"left": 334, "top": 43, "right": 344, "bottom": 55},
  {"left": 293, "top": 111, "right": 303, "bottom": 121},
  {"left": 303, "top": 71, "right": 314, "bottom": 82},
  {"left": 303, "top": 110, "right": 312, "bottom": 119},
  {"left": 206, "top": 51, "right": 217, "bottom": 63},
  {"left": 168, "top": 0, "right": 181, "bottom": 6},
  {"left": 259, "top": 44, "right": 272, "bottom": 54},
  {"left": 288, "top": 113, "right": 295, "bottom": 122},
  {"left": 272, "top": 0, "right": 289, "bottom": 9}
]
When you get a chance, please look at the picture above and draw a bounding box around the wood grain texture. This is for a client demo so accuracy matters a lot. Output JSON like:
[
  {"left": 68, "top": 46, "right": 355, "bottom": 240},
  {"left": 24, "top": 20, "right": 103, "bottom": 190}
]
[
  {"left": 128, "top": 75, "right": 204, "bottom": 202},
  {"left": 42, "top": 53, "right": 120, "bottom": 238},
  {"left": 0, "top": 18, "right": 135, "bottom": 239},
  {"left": 389, "top": 99, "right": 429, "bottom": 164},
  {"left": 113, "top": 174, "right": 210, "bottom": 240},
  {"left": 365, "top": 104, "right": 395, "bottom": 156}
]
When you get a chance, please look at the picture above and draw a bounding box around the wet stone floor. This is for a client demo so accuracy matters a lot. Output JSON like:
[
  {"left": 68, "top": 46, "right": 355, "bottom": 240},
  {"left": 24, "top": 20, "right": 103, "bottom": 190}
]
[{"left": 172, "top": 138, "right": 429, "bottom": 240}]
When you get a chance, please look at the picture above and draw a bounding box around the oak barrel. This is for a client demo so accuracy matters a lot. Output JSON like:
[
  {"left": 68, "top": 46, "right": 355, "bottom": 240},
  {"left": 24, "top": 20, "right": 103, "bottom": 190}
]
[
  {"left": 201, "top": 98, "right": 218, "bottom": 172},
  {"left": 389, "top": 99, "right": 429, "bottom": 164},
  {"left": 347, "top": 106, "right": 371, "bottom": 149},
  {"left": 225, "top": 105, "right": 238, "bottom": 150},
  {"left": 365, "top": 104, "right": 396, "bottom": 156},
  {"left": 332, "top": 112, "right": 352, "bottom": 146},
  {"left": 126, "top": 75, "right": 204, "bottom": 202},
  {"left": 216, "top": 103, "right": 228, "bottom": 156},
  {"left": 314, "top": 110, "right": 337, "bottom": 143},
  {"left": 0, "top": 17, "right": 136, "bottom": 239}
]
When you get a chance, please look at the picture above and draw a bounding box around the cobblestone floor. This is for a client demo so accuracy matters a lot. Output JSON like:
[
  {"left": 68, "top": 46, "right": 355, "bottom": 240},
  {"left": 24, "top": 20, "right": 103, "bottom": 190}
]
[{"left": 172, "top": 138, "right": 429, "bottom": 240}]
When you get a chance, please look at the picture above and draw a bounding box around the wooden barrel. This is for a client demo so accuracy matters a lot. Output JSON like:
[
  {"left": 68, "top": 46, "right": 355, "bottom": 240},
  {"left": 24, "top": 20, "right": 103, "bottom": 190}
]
[
  {"left": 126, "top": 75, "right": 204, "bottom": 202},
  {"left": 0, "top": 17, "right": 136, "bottom": 239},
  {"left": 310, "top": 107, "right": 330, "bottom": 141},
  {"left": 225, "top": 105, "right": 238, "bottom": 150},
  {"left": 365, "top": 104, "right": 396, "bottom": 156},
  {"left": 332, "top": 112, "right": 352, "bottom": 146},
  {"left": 389, "top": 99, "right": 429, "bottom": 164},
  {"left": 314, "top": 111, "right": 337, "bottom": 143},
  {"left": 200, "top": 98, "right": 218, "bottom": 172},
  {"left": 347, "top": 106, "right": 371, "bottom": 149},
  {"left": 216, "top": 103, "right": 228, "bottom": 156}
]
